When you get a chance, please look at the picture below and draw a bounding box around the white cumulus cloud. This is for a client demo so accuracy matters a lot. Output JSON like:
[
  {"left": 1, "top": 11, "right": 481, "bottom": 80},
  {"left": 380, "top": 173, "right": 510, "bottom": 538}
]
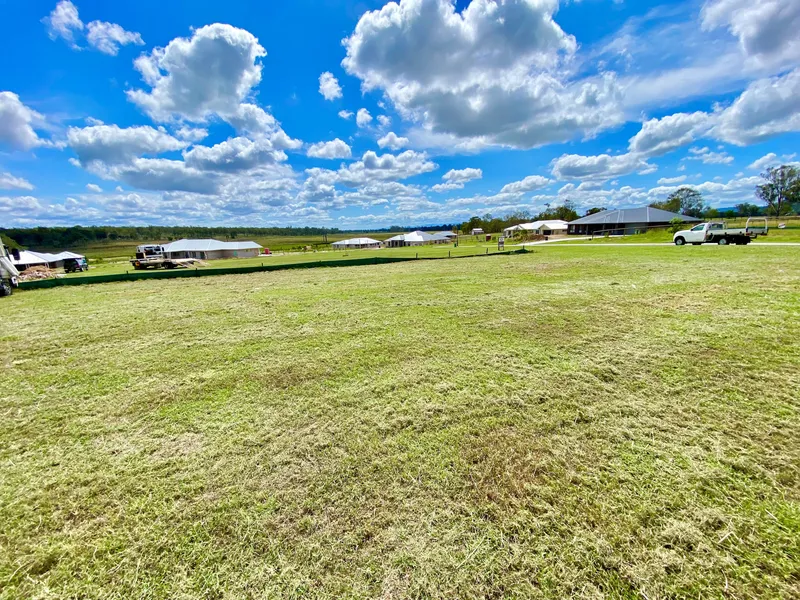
[
  {"left": 356, "top": 108, "right": 373, "bottom": 128},
  {"left": 307, "top": 139, "right": 352, "bottom": 159},
  {"left": 0, "top": 92, "right": 60, "bottom": 151},
  {"left": 377, "top": 132, "right": 408, "bottom": 150},
  {"left": 318, "top": 72, "right": 343, "bottom": 101},
  {"left": 551, "top": 153, "right": 656, "bottom": 181},
  {"left": 342, "top": 0, "right": 622, "bottom": 149},
  {"left": 43, "top": 1, "right": 144, "bottom": 55},
  {"left": 128, "top": 23, "right": 267, "bottom": 123},
  {"left": 0, "top": 172, "right": 34, "bottom": 191}
]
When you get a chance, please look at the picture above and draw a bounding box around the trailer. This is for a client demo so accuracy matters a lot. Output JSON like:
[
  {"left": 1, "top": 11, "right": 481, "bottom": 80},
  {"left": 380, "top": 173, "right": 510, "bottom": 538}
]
[
  {"left": 130, "top": 245, "right": 201, "bottom": 270},
  {"left": 0, "top": 241, "right": 21, "bottom": 297},
  {"left": 673, "top": 218, "right": 768, "bottom": 246}
]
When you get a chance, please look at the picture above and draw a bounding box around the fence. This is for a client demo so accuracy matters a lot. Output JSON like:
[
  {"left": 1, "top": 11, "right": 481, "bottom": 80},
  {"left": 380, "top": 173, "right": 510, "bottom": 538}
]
[{"left": 18, "top": 247, "right": 530, "bottom": 291}]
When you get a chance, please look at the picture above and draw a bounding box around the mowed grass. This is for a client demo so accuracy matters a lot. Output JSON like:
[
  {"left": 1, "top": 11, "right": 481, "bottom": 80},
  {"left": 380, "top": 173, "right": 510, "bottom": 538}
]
[
  {"left": 42, "top": 232, "right": 407, "bottom": 261},
  {"left": 59, "top": 243, "right": 500, "bottom": 279},
  {"left": 1, "top": 246, "right": 799, "bottom": 599}
]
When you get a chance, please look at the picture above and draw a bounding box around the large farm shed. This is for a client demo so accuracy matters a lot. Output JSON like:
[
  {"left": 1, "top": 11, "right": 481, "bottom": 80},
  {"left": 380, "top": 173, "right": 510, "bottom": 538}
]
[
  {"left": 162, "top": 239, "right": 262, "bottom": 260},
  {"left": 332, "top": 237, "right": 382, "bottom": 250},
  {"left": 12, "top": 250, "right": 86, "bottom": 270},
  {"left": 503, "top": 220, "right": 569, "bottom": 237},
  {"left": 384, "top": 231, "right": 451, "bottom": 247},
  {"left": 568, "top": 208, "right": 701, "bottom": 235}
]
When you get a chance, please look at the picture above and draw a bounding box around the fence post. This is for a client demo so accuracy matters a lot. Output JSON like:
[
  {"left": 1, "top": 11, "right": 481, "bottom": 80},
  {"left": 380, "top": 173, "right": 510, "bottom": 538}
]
[{"left": 448, "top": 250, "right": 451, "bottom": 258}]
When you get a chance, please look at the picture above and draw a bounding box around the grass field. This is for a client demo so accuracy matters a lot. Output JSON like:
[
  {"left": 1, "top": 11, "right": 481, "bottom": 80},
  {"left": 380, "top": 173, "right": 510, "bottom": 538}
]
[
  {"left": 1, "top": 246, "right": 799, "bottom": 598},
  {"left": 37, "top": 232, "right": 407, "bottom": 261},
  {"left": 57, "top": 243, "right": 501, "bottom": 279}
]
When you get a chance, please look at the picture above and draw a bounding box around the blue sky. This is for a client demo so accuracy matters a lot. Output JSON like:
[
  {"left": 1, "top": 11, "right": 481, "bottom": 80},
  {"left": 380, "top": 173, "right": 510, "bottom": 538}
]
[{"left": 1, "top": 0, "right": 799, "bottom": 229}]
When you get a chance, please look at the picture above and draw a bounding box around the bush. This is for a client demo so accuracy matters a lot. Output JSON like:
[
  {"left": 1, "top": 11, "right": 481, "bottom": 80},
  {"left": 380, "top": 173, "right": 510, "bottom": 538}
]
[{"left": 669, "top": 218, "right": 685, "bottom": 234}]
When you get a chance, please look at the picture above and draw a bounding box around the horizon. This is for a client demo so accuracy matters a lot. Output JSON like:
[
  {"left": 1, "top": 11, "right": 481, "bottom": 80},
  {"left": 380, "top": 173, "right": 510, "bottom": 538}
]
[{"left": 2, "top": 0, "right": 799, "bottom": 229}]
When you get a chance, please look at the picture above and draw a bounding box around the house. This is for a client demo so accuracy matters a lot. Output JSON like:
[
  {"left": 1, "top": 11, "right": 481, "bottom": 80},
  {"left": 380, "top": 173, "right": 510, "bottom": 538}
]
[
  {"left": 161, "top": 239, "right": 262, "bottom": 260},
  {"left": 568, "top": 207, "right": 701, "bottom": 235},
  {"left": 503, "top": 220, "right": 570, "bottom": 237},
  {"left": 11, "top": 250, "right": 86, "bottom": 270},
  {"left": 470, "top": 228, "right": 485, "bottom": 235},
  {"left": 383, "top": 231, "right": 451, "bottom": 247},
  {"left": 331, "top": 237, "right": 382, "bottom": 250}
]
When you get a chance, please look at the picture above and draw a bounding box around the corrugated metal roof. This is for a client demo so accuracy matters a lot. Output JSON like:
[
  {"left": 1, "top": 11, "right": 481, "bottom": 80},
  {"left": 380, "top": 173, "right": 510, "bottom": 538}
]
[
  {"left": 331, "top": 237, "right": 382, "bottom": 246},
  {"left": 162, "top": 239, "right": 262, "bottom": 252},
  {"left": 569, "top": 207, "right": 702, "bottom": 225},
  {"left": 504, "top": 220, "right": 569, "bottom": 232},
  {"left": 12, "top": 250, "right": 85, "bottom": 266},
  {"left": 384, "top": 231, "right": 450, "bottom": 243}
]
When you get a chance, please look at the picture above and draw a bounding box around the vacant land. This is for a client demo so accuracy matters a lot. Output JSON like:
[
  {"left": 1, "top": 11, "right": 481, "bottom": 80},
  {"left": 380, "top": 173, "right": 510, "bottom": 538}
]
[
  {"left": 37, "top": 232, "right": 404, "bottom": 261},
  {"left": 58, "top": 243, "right": 503, "bottom": 279},
  {"left": 1, "top": 246, "right": 798, "bottom": 599}
]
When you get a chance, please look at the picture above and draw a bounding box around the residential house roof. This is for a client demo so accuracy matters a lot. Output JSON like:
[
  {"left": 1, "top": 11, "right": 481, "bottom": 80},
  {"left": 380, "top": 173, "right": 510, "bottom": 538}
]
[
  {"left": 569, "top": 207, "right": 702, "bottom": 225},
  {"left": 161, "top": 239, "right": 262, "bottom": 252},
  {"left": 331, "top": 237, "right": 382, "bottom": 246}
]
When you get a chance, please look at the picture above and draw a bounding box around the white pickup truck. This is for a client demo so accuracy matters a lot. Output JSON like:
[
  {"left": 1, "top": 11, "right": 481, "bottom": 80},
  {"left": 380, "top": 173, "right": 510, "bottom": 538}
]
[{"left": 673, "top": 218, "right": 768, "bottom": 246}]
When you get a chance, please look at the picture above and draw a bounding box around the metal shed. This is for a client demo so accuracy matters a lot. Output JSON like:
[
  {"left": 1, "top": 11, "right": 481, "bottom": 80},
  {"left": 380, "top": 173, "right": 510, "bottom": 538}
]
[
  {"left": 161, "top": 239, "right": 262, "bottom": 260},
  {"left": 568, "top": 208, "right": 701, "bottom": 235}
]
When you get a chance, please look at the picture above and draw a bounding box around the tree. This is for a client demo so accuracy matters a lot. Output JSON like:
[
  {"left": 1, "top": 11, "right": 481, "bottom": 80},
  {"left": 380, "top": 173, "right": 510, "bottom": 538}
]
[
  {"left": 584, "top": 207, "right": 606, "bottom": 216},
  {"left": 756, "top": 165, "right": 800, "bottom": 216},
  {"left": 540, "top": 200, "right": 578, "bottom": 222},
  {"left": 651, "top": 187, "right": 706, "bottom": 217},
  {"left": 735, "top": 202, "right": 761, "bottom": 217}
]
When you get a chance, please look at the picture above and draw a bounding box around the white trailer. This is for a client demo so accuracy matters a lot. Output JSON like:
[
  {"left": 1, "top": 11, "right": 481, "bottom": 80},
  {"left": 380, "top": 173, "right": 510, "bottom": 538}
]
[
  {"left": 0, "top": 241, "right": 21, "bottom": 297},
  {"left": 673, "top": 218, "right": 768, "bottom": 246}
]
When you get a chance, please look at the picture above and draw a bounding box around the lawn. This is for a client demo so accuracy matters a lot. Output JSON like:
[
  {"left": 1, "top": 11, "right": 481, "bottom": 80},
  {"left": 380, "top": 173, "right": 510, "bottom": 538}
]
[
  {"left": 1, "top": 246, "right": 798, "bottom": 598},
  {"left": 56, "top": 243, "right": 503, "bottom": 279}
]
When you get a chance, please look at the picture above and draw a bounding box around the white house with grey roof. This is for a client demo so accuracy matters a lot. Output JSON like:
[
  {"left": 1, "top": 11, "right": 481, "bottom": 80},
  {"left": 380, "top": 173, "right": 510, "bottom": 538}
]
[
  {"left": 383, "top": 231, "right": 451, "bottom": 247},
  {"left": 331, "top": 237, "right": 382, "bottom": 249},
  {"left": 503, "top": 220, "right": 569, "bottom": 238},
  {"left": 161, "top": 239, "right": 263, "bottom": 260},
  {"left": 568, "top": 208, "right": 701, "bottom": 236}
]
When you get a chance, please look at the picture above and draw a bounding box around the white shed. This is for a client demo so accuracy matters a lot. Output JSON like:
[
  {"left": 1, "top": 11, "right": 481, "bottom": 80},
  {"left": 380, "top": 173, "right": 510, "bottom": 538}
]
[
  {"left": 161, "top": 239, "right": 262, "bottom": 260},
  {"left": 331, "top": 237, "right": 382, "bottom": 250}
]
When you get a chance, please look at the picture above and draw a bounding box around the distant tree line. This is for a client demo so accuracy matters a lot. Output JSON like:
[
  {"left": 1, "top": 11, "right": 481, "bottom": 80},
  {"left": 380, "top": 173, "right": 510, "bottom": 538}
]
[
  {"left": 0, "top": 225, "right": 351, "bottom": 250},
  {"left": 650, "top": 165, "right": 800, "bottom": 219}
]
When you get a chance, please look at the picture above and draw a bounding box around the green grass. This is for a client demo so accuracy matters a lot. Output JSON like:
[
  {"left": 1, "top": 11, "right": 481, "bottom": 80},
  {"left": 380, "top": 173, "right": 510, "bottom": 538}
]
[
  {"left": 58, "top": 243, "right": 502, "bottom": 279},
  {"left": 1, "top": 245, "right": 799, "bottom": 598},
  {"left": 39, "top": 232, "right": 469, "bottom": 261}
]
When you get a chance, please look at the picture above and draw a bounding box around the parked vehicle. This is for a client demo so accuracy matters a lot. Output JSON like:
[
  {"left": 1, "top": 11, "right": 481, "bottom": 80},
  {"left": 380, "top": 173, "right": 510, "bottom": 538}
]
[
  {"left": 0, "top": 241, "right": 20, "bottom": 297},
  {"left": 130, "top": 245, "right": 200, "bottom": 270},
  {"left": 673, "top": 218, "right": 768, "bottom": 246},
  {"left": 63, "top": 257, "right": 89, "bottom": 273}
]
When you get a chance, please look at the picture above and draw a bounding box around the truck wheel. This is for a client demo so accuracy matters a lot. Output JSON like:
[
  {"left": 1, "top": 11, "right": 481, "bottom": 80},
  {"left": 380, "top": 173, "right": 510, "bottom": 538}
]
[
  {"left": 718, "top": 238, "right": 728, "bottom": 245},
  {"left": 674, "top": 237, "right": 685, "bottom": 246},
  {"left": 0, "top": 279, "right": 12, "bottom": 297}
]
